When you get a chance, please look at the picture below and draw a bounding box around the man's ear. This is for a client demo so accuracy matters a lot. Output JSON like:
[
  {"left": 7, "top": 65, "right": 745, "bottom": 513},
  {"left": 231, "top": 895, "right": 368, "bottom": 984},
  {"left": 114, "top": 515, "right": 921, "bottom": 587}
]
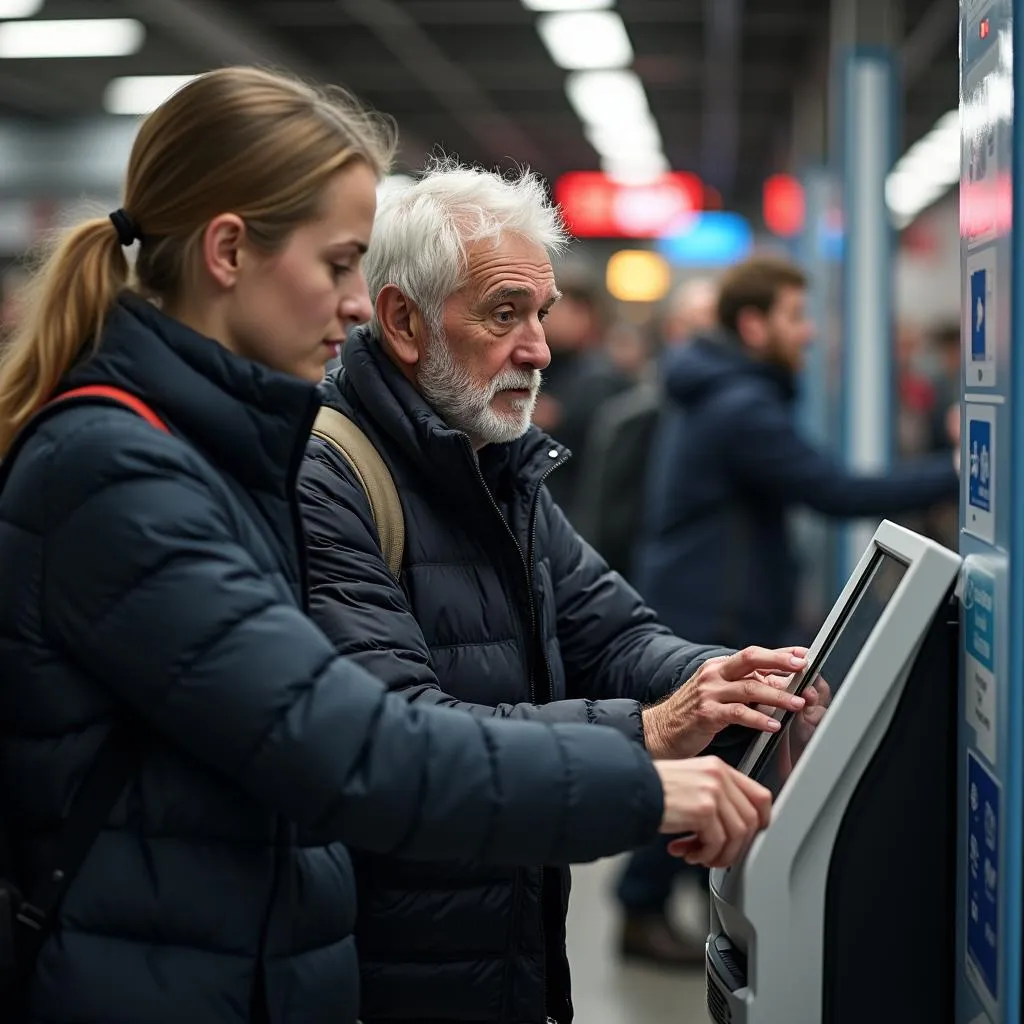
[
  {"left": 376, "top": 285, "right": 428, "bottom": 368},
  {"left": 736, "top": 306, "right": 768, "bottom": 351}
]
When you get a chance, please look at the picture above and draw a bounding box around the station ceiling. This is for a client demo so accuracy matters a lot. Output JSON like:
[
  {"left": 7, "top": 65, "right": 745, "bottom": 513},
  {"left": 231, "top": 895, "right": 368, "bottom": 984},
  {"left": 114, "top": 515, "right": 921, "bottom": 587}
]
[{"left": 0, "top": 0, "right": 958, "bottom": 213}]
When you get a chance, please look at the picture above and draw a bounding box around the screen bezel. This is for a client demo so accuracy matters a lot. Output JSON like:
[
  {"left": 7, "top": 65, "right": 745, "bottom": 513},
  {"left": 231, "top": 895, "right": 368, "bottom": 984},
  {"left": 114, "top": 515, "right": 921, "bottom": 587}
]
[{"left": 735, "top": 545, "right": 910, "bottom": 782}]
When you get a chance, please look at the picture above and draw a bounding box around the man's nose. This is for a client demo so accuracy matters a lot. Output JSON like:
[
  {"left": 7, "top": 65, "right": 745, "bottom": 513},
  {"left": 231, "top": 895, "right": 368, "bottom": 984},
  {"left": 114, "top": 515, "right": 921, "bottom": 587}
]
[
  {"left": 517, "top": 320, "right": 552, "bottom": 370},
  {"left": 340, "top": 269, "right": 373, "bottom": 328}
]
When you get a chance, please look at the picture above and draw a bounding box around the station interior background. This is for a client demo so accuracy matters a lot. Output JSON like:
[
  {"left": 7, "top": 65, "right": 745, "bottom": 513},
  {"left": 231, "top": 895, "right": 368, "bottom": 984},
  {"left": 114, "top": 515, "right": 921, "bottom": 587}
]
[{"left": 0, "top": 1, "right": 963, "bottom": 1022}]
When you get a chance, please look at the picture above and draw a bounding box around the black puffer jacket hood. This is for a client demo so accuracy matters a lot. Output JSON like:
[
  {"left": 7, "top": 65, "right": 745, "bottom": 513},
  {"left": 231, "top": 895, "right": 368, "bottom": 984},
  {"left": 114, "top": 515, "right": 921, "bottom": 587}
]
[{"left": 663, "top": 330, "right": 797, "bottom": 407}]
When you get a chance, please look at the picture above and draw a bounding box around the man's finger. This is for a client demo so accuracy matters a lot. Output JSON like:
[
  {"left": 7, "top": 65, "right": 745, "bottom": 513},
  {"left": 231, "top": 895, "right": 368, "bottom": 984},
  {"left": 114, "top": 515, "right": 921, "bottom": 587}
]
[
  {"left": 722, "top": 705, "right": 788, "bottom": 734},
  {"left": 732, "top": 772, "right": 773, "bottom": 828},
  {"left": 720, "top": 646, "right": 806, "bottom": 680},
  {"left": 734, "top": 680, "right": 805, "bottom": 711}
]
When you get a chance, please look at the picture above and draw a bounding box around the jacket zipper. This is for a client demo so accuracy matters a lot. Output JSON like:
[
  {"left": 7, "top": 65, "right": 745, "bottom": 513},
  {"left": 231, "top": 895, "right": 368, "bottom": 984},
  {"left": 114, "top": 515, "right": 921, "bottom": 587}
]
[
  {"left": 462, "top": 438, "right": 568, "bottom": 706},
  {"left": 527, "top": 454, "right": 569, "bottom": 705}
]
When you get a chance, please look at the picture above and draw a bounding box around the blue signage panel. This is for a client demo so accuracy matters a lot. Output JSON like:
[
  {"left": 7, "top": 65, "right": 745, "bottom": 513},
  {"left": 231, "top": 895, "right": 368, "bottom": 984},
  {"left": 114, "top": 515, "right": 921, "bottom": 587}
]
[
  {"left": 966, "top": 572, "right": 997, "bottom": 671},
  {"left": 957, "top": 1, "right": 1021, "bottom": 1022},
  {"left": 969, "top": 417, "right": 993, "bottom": 512},
  {"left": 973, "top": 268, "right": 989, "bottom": 360},
  {"left": 966, "top": 751, "right": 1001, "bottom": 1001}
]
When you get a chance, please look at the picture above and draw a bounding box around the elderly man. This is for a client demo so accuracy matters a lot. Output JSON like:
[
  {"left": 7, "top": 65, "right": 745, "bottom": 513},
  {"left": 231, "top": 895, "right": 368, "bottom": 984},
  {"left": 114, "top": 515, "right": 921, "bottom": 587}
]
[{"left": 298, "top": 162, "right": 806, "bottom": 1024}]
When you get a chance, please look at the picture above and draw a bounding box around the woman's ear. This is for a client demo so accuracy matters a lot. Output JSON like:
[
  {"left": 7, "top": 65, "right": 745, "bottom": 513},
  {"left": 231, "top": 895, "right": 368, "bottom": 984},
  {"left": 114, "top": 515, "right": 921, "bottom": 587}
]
[{"left": 201, "top": 214, "right": 247, "bottom": 291}]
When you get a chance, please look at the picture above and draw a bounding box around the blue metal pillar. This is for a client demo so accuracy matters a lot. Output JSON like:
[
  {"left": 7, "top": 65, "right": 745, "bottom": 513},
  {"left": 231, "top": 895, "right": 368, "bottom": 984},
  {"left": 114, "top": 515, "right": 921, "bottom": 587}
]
[
  {"left": 956, "top": 3, "right": 1021, "bottom": 1023},
  {"left": 837, "top": 48, "right": 897, "bottom": 581}
]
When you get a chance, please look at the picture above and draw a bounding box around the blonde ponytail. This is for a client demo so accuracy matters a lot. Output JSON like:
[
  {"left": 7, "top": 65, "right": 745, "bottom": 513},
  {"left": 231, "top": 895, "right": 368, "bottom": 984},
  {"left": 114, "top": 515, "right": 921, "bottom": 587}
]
[
  {"left": 0, "top": 218, "right": 128, "bottom": 454},
  {"left": 0, "top": 67, "right": 395, "bottom": 456}
]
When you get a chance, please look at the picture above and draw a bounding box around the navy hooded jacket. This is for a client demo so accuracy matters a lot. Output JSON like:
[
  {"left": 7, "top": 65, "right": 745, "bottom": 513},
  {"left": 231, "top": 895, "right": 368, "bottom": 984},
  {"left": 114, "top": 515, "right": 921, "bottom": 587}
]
[
  {"left": 0, "top": 296, "right": 665, "bottom": 1024},
  {"left": 634, "top": 333, "right": 959, "bottom": 648},
  {"left": 297, "top": 327, "right": 736, "bottom": 1024}
]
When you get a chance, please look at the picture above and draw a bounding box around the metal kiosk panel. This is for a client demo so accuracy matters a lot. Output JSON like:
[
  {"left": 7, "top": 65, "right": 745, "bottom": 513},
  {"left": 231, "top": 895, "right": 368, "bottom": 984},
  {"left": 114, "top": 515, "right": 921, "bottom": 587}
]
[{"left": 706, "top": 520, "right": 962, "bottom": 1024}]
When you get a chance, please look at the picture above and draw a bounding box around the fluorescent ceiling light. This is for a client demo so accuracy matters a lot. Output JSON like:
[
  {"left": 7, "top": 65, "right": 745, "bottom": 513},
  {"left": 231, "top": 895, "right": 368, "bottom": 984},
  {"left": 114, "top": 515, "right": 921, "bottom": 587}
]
[
  {"left": 0, "top": 0, "right": 45, "bottom": 18},
  {"left": 0, "top": 18, "right": 144, "bottom": 58},
  {"left": 585, "top": 118, "right": 662, "bottom": 156},
  {"left": 537, "top": 11, "right": 633, "bottom": 69},
  {"left": 566, "top": 70, "right": 649, "bottom": 126},
  {"left": 522, "top": 0, "right": 614, "bottom": 10},
  {"left": 104, "top": 75, "right": 198, "bottom": 115},
  {"left": 885, "top": 107, "right": 959, "bottom": 226},
  {"left": 601, "top": 151, "right": 669, "bottom": 185}
]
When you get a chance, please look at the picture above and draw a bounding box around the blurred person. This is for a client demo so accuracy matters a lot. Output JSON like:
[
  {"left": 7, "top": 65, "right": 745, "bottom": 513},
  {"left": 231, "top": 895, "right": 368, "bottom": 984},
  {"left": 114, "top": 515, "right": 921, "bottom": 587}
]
[
  {"left": 580, "top": 275, "right": 721, "bottom": 966},
  {"left": 0, "top": 69, "right": 775, "bottom": 1024},
  {"left": 604, "top": 319, "right": 651, "bottom": 379},
  {"left": 922, "top": 322, "right": 962, "bottom": 548},
  {"left": 660, "top": 275, "right": 718, "bottom": 348},
  {"left": 298, "top": 162, "right": 812, "bottom": 1024},
  {"left": 575, "top": 275, "right": 720, "bottom": 580},
  {"left": 894, "top": 320, "right": 937, "bottom": 456},
  {"left": 530, "top": 271, "right": 631, "bottom": 518},
  {"left": 927, "top": 322, "right": 961, "bottom": 452},
  {"left": 634, "top": 255, "right": 959, "bottom": 656}
]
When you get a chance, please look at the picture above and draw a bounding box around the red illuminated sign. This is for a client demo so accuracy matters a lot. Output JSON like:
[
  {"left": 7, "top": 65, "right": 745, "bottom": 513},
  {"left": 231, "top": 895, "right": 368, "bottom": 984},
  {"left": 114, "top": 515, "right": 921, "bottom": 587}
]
[
  {"left": 554, "top": 171, "right": 704, "bottom": 239},
  {"left": 762, "top": 174, "right": 805, "bottom": 237},
  {"left": 980, "top": 18, "right": 990, "bottom": 39}
]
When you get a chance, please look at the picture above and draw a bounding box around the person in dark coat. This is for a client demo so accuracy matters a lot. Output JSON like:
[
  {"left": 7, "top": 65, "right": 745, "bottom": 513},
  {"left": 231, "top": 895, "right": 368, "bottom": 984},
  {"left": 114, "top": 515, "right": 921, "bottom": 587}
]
[
  {"left": 634, "top": 255, "right": 959, "bottom": 651},
  {"left": 298, "top": 162, "right": 811, "bottom": 1024},
  {"left": 0, "top": 70, "right": 773, "bottom": 1024}
]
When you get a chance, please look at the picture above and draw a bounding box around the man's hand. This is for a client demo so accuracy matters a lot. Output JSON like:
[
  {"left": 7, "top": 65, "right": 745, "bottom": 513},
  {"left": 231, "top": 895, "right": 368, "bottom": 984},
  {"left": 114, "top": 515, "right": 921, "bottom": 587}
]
[
  {"left": 654, "top": 757, "right": 772, "bottom": 867},
  {"left": 642, "top": 646, "right": 809, "bottom": 759},
  {"left": 776, "top": 677, "right": 831, "bottom": 780}
]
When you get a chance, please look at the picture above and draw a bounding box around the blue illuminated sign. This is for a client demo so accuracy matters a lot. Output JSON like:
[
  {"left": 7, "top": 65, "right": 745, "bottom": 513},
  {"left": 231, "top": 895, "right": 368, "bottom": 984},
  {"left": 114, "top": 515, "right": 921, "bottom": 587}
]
[
  {"left": 966, "top": 571, "right": 996, "bottom": 673},
  {"left": 967, "top": 751, "right": 1000, "bottom": 1001},
  {"left": 969, "top": 418, "right": 993, "bottom": 512},
  {"left": 657, "top": 212, "right": 753, "bottom": 266},
  {"left": 972, "top": 268, "right": 989, "bottom": 360}
]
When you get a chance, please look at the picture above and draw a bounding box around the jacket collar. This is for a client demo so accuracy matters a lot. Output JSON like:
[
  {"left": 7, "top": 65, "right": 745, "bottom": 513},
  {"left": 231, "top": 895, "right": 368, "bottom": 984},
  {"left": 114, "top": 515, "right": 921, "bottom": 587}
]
[
  {"left": 333, "top": 325, "right": 568, "bottom": 489},
  {"left": 691, "top": 329, "right": 798, "bottom": 402},
  {"left": 62, "top": 292, "right": 321, "bottom": 494}
]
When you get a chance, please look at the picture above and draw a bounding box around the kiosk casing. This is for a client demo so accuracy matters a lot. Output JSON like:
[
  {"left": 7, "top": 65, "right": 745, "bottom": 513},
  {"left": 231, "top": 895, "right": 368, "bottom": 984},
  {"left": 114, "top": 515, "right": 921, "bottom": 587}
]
[{"left": 706, "top": 521, "right": 961, "bottom": 1024}]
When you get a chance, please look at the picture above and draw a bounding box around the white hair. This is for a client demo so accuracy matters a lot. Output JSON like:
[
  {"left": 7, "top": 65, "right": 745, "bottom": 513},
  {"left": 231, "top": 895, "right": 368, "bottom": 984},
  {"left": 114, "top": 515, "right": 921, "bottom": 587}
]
[{"left": 365, "top": 157, "right": 570, "bottom": 337}]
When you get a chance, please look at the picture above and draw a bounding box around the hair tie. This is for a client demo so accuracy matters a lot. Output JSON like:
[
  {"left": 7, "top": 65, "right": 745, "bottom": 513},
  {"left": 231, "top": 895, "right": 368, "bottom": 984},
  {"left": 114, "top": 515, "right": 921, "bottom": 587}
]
[{"left": 109, "top": 208, "right": 141, "bottom": 247}]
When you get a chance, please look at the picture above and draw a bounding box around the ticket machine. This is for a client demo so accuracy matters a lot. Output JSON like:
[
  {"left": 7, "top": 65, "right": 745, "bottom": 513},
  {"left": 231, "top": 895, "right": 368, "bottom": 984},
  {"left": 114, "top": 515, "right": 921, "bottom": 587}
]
[{"left": 705, "top": 520, "right": 961, "bottom": 1024}]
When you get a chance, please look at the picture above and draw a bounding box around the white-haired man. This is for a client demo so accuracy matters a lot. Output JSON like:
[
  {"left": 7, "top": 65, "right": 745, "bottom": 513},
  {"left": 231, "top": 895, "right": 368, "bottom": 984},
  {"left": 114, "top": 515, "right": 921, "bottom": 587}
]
[{"left": 298, "top": 162, "right": 809, "bottom": 1024}]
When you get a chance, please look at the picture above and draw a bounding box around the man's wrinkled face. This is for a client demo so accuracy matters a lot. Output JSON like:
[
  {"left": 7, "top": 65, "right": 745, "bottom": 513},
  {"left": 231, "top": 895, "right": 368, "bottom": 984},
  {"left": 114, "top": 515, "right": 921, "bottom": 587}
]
[{"left": 417, "top": 235, "right": 559, "bottom": 447}]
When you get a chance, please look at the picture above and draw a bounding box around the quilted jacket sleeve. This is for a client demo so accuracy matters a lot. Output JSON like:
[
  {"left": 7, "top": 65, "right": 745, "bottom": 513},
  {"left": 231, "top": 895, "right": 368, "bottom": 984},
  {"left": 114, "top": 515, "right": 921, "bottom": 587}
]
[
  {"left": 299, "top": 438, "right": 663, "bottom": 744},
  {"left": 38, "top": 412, "right": 663, "bottom": 866},
  {"left": 543, "top": 493, "right": 761, "bottom": 768}
]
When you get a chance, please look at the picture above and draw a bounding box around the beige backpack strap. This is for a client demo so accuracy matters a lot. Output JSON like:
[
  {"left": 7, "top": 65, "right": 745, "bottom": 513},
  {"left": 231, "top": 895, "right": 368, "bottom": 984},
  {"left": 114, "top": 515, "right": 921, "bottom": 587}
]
[{"left": 311, "top": 407, "right": 405, "bottom": 579}]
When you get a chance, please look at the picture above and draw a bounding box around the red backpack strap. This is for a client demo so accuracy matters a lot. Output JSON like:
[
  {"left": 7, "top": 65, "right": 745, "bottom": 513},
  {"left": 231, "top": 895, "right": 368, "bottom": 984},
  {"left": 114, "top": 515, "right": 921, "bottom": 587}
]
[{"left": 49, "top": 385, "right": 169, "bottom": 433}]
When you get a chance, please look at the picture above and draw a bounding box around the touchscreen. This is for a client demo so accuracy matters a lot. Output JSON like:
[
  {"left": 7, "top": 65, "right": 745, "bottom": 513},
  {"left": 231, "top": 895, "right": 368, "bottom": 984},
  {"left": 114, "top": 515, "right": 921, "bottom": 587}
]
[{"left": 752, "top": 551, "right": 909, "bottom": 798}]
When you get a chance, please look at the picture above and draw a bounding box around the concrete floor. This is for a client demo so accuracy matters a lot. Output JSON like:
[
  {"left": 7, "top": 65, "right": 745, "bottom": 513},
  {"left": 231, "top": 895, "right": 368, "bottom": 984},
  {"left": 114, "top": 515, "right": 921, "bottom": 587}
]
[{"left": 566, "top": 855, "right": 710, "bottom": 1024}]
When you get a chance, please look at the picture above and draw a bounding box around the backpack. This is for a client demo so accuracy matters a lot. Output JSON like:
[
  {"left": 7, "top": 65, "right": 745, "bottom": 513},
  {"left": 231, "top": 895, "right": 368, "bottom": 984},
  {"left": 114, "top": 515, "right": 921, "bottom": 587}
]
[
  {"left": 310, "top": 407, "right": 405, "bottom": 579},
  {"left": 0, "top": 385, "right": 168, "bottom": 1008},
  {"left": 574, "top": 381, "right": 663, "bottom": 582}
]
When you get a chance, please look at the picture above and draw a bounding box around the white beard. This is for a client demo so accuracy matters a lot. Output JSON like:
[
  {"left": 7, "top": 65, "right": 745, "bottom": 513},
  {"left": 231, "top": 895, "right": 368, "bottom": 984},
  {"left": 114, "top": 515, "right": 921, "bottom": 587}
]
[{"left": 417, "top": 329, "right": 541, "bottom": 446}]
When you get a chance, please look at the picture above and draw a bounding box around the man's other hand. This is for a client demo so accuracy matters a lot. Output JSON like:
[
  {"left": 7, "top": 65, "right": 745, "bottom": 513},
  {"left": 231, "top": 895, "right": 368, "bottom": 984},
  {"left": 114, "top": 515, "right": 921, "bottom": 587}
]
[
  {"left": 642, "top": 646, "right": 808, "bottom": 759},
  {"left": 654, "top": 757, "right": 772, "bottom": 867}
]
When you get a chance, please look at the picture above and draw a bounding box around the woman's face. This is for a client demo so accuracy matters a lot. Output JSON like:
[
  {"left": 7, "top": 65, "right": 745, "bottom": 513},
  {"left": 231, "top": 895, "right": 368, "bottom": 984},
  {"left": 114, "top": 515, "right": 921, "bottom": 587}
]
[{"left": 226, "top": 161, "right": 378, "bottom": 383}]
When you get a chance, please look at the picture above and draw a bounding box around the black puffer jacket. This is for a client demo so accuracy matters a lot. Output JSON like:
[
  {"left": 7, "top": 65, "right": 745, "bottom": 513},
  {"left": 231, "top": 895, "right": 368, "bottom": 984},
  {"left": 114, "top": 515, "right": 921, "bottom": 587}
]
[
  {"left": 298, "top": 327, "right": 733, "bottom": 1024},
  {"left": 0, "top": 296, "right": 666, "bottom": 1024},
  {"left": 635, "top": 334, "right": 959, "bottom": 647}
]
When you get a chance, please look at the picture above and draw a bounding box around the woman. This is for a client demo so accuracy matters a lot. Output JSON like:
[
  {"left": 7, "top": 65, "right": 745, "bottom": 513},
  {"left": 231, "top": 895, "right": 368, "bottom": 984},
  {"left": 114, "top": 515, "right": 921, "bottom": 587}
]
[{"left": 0, "top": 68, "right": 769, "bottom": 1024}]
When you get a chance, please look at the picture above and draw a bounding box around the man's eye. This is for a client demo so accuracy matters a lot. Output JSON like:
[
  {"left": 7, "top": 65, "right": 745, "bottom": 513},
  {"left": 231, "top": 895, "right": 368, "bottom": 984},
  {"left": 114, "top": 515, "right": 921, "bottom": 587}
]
[{"left": 495, "top": 309, "right": 515, "bottom": 323}]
